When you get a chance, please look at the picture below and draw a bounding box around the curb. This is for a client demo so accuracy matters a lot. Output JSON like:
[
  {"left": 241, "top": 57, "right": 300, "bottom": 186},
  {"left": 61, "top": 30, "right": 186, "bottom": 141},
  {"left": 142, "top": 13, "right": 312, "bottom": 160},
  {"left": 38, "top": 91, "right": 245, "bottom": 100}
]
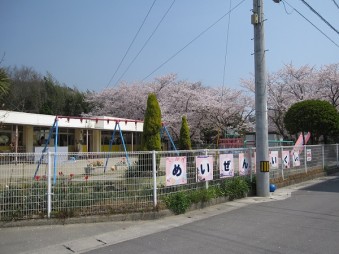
[{"left": 0, "top": 210, "right": 172, "bottom": 228}]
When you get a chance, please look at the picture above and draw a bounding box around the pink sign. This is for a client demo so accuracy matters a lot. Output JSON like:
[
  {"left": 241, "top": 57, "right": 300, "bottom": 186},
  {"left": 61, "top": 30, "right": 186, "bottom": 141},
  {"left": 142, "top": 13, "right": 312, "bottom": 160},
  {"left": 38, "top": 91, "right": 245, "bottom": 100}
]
[
  {"left": 292, "top": 151, "right": 300, "bottom": 167},
  {"left": 166, "top": 157, "right": 187, "bottom": 186},
  {"left": 270, "top": 151, "right": 279, "bottom": 169},
  {"left": 196, "top": 156, "right": 213, "bottom": 182},
  {"left": 219, "top": 154, "right": 234, "bottom": 178},
  {"left": 239, "top": 153, "right": 250, "bottom": 176},
  {"left": 282, "top": 150, "right": 290, "bottom": 169},
  {"left": 307, "top": 149, "right": 312, "bottom": 161}
]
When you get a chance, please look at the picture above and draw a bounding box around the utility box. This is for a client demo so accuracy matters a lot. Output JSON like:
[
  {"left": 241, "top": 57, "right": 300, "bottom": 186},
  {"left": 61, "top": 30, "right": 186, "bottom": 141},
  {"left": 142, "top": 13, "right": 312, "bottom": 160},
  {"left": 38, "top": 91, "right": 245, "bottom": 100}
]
[{"left": 251, "top": 14, "right": 258, "bottom": 24}]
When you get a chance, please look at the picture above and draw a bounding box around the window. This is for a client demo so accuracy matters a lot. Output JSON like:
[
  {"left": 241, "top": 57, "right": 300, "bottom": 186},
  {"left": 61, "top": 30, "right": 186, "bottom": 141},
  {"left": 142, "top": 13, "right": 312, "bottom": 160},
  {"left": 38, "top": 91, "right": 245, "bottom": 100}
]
[{"left": 0, "top": 124, "right": 23, "bottom": 146}]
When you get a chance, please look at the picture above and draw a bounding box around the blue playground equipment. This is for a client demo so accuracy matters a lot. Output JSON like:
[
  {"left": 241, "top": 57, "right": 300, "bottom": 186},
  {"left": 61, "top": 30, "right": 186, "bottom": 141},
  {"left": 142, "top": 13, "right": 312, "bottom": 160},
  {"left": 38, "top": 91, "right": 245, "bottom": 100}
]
[
  {"left": 160, "top": 124, "right": 178, "bottom": 155},
  {"left": 34, "top": 116, "right": 179, "bottom": 184},
  {"left": 34, "top": 116, "right": 134, "bottom": 184},
  {"left": 104, "top": 121, "right": 130, "bottom": 173}
]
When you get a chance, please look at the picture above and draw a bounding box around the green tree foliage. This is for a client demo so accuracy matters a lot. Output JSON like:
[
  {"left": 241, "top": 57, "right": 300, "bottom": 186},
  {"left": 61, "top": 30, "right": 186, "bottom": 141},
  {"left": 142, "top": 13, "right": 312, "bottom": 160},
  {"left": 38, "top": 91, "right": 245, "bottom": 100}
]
[
  {"left": 0, "top": 68, "right": 11, "bottom": 97},
  {"left": 142, "top": 93, "right": 162, "bottom": 151},
  {"left": 3, "top": 66, "right": 90, "bottom": 116},
  {"left": 40, "top": 75, "right": 65, "bottom": 115},
  {"left": 179, "top": 115, "right": 192, "bottom": 150},
  {"left": 284, "top": 100, "right": 339, "bottom": 144},
  {"left": 201, "top": 127, "right": 218, "bottom": 146}
]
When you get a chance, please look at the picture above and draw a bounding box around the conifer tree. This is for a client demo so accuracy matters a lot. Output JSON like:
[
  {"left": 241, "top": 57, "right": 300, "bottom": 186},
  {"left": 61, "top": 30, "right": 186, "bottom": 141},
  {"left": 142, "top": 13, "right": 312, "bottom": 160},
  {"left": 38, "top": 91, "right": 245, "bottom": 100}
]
[
  {"left": 179, "top": 115, "right": 192, "bottom": 150},
  {"left": 142, "top": 93, "right": 162, "bottom": 151}
]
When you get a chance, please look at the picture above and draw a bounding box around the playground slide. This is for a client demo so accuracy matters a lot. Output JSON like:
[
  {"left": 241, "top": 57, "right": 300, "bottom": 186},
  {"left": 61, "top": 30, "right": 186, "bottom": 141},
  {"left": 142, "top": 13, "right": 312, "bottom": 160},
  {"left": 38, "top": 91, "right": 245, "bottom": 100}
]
[
  {"left": 293, "top": 132, "right": 311, "bottom": 154},
  {"left": 295, "top": 132, "right": 311, "bottom": 146}
]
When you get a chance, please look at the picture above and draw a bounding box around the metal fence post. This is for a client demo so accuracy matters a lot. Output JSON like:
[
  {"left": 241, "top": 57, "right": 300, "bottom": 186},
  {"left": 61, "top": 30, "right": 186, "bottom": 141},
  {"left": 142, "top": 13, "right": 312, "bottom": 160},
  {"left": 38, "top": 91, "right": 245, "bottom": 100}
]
[
  {"left": 205, "top": 149, "right": 209, "bottom": 190},
  {"left": 304, "top": 145, "right": 307, "bottom": 174},
  {"left": 322, "top": 145, "right": 325, "bottom": 170},
  {"left": 249, "top": 147, "right": 253, "bottom": 182},
  {"left": 336, "top": 144, "right": 338, "bottom": 167},
  {"left": 47, "top": 151, "right": 52, "bottom": 218},
  {"left": 280, "top": 146, "right": 284, "bottom": 180},
  {"left": 152, "top": 150, "right": 157, "bottom": 208}
]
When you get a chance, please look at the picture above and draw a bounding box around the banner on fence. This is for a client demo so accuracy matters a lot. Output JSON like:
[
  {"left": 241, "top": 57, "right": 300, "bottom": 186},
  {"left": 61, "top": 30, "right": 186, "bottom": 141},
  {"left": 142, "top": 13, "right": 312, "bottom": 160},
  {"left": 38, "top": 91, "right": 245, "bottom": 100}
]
[
  {"left": 270, "top": 151, "right": 279, "bottom": 169},
  {"left": 219, "top": 154, "right": 234, "bottom": 178},
  {"left": 307, "top": 149, "right": 312, "bottom": 161},
  {"left": 293, "top": 151, "right": 300, "bottom": 167},
  {"left": 166, "top": 156, "right": 187, "bottom": 186},
  {"left": 196, "top": 156, "right": 213, "bottom": 182},
  {"left": 239, "top": 153, "right": 250, "bottom": 176},
  {"left": 282, "top": 150, "right": 290, "bottom": 169}
]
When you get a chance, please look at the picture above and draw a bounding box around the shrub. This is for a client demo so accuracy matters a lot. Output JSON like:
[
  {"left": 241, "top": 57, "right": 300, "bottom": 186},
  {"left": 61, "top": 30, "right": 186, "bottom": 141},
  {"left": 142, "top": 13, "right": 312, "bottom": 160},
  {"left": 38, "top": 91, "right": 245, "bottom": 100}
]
[
  {"left": 245, "top": 176, "right": 256, "bottom": 195},
  {"left": 125, "top": 164, "right": 152, "bottom": 178},
  {"left": 221, "top": 177, "right": 249, "bottom": 201},
  {"left": 0, "top": 183, "right": 47, "bottom": 221},
  {"left": 164, "top": 191, "right": 191, "bottom": 215},
  {"left": 164, "top": 186, "right": 225, "bottom": 215},
  {"left": 188, "top": 189, "right": 211, "bottom": 203}
]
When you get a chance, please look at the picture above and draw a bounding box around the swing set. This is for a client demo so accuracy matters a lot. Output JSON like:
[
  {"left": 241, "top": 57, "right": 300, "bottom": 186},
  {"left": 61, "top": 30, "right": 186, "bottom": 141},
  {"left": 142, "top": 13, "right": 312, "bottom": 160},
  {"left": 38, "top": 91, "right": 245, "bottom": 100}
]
[{"left": 34, "top": 115, "right": 177, "bottom": 184}]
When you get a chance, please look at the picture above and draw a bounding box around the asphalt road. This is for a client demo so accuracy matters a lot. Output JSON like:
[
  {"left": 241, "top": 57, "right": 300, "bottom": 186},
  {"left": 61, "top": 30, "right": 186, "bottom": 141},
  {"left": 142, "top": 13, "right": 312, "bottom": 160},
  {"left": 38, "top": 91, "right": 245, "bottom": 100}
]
[
  {"left": 1, "top": 176, "right": 338, "bottom": 254},
  {"left": 86, "top": 176, "right": 339, "bottom": 254}
]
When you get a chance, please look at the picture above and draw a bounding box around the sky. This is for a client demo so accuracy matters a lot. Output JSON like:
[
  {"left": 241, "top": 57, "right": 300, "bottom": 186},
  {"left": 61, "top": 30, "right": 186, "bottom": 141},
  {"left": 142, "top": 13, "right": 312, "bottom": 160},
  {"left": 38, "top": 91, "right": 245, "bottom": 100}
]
[{"left": 1, "top": 0, "right": 338, "bottom": 92}]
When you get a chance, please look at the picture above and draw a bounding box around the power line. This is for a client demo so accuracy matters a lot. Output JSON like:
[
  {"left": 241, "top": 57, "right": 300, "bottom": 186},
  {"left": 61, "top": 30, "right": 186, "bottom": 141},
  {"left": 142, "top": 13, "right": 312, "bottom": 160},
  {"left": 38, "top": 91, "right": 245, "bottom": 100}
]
[
  {"left": 105, "top": 0, "right": 157, "bottom": 89},
  {"left": 300, "top": 0, "right": 339, "bottom": 35},
  {"left": 142, "top": 0, "right": 247, "bottom": 82},
  {"left": 331, "top": 0, "right": 339, "bottom": 9},
  {"left": 114, "top": 0, "right": 176, "bottom": 87},
  {"left": 283, "top": 0, "right": 339, "bottom": 48},
  {"left": 222, "top": 0, "right": 233, "bottom": 96},
  {"left": 282, "top": 1, "right": 293, "bottom": 15}
]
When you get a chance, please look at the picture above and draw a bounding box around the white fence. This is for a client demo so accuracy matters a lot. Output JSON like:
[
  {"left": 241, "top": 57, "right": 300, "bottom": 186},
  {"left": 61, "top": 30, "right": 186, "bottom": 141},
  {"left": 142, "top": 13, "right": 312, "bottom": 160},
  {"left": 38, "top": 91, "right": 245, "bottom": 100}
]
[{"left": 0, "top": 144, "right": 337, "bottom": 221}]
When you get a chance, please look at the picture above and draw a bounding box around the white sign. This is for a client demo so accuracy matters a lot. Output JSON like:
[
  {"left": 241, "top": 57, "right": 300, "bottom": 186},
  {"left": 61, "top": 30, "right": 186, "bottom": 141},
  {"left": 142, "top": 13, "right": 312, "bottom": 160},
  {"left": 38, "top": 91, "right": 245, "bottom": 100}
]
[
  {"left": 282, "top": 150, "right": 290, "bottom": 169},
  {"left": 196, "top": 156, "right": 213, "bottom": 182},
  {"left": 270, "top": 151, "right": 279, "bottom": 169},
  {"left": 239, "top": 153, "right": 250, "bottom": 176},
  {"left": 34, "top": 146, "right": 69, "bottom": 163},
  {"left": 219, "top": 154, "right": 234, "bottom": 178},
  {"left": 292, "top": 151, "right": 300, "bottom": 167},
  {"left": 307, "top": 149, "right": 312, "bottom": 161},
  {"left": 166, "top": 157, "right": 187, "bottom": 186}
]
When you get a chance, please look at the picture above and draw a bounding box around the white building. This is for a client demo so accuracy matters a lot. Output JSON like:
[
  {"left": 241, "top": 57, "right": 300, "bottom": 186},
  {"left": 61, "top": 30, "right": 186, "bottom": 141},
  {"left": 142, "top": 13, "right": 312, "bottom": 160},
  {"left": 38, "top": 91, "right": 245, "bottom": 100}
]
[{"left": 0, "top": 110, "right": 143, "bottom": 153}]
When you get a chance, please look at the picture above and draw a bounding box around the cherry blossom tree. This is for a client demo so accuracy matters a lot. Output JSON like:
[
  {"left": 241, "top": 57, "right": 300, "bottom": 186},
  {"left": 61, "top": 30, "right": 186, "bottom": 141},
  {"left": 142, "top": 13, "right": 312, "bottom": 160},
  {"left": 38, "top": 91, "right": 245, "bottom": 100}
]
[
  {"left": 278, "top": 63, "right": 318, "bottom": 101},
  {"left": 317, "top": 64, "right": 339, "bottom": 108},
  {"left": 86, "top": 74, "right": 253, "bottom": 144},
  {"left": 241, "top": 63, "right": 339, "bottom": 139}
]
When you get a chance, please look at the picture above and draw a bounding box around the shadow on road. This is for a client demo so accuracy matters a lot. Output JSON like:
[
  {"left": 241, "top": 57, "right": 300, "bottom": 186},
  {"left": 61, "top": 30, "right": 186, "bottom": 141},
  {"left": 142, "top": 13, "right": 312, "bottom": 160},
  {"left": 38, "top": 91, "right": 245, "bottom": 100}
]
[{"left": 301, "top": 176, "right": 339, "bottom": 193}]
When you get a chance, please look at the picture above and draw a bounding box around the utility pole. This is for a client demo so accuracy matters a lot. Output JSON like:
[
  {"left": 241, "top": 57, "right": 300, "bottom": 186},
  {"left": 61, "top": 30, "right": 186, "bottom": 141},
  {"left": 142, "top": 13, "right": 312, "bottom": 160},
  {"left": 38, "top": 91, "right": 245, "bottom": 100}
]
[{"left": 252, "top": 0, "right": 270, "bottom": 196}]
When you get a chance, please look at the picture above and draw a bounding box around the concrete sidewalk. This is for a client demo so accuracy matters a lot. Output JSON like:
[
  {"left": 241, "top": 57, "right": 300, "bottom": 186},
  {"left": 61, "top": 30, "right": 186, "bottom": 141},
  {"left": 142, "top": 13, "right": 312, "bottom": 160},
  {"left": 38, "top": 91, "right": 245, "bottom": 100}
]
[{"left": 0, "top": 175, "right": 337, "bottom": 254}]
